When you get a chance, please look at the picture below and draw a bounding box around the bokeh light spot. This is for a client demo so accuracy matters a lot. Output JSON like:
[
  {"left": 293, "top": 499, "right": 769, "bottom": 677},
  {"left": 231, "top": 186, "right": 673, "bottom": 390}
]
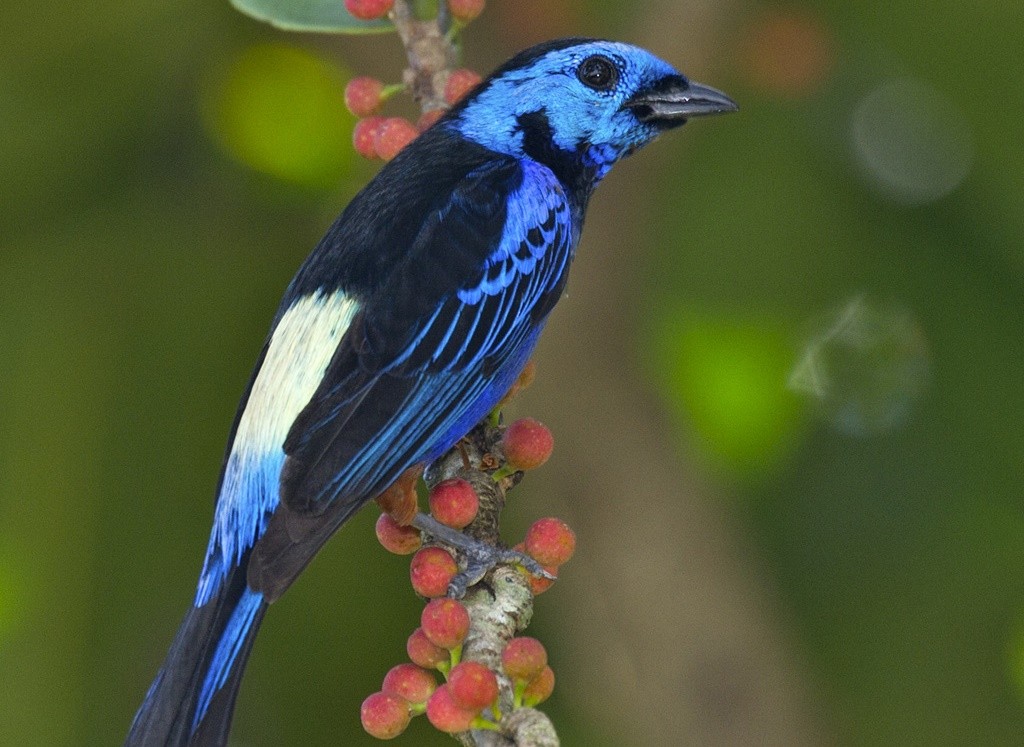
[
  {"left": 202, "top": 43, "right": 356, "bottom": 189},
  {"left": 737, "top": 9, "right": 836, "bottom": 99},
  {"left": 651, "top": 311, "right": 806, "bottom": 476},
  {"left": 789, "top": 296, "right": 930, "bottom": 436},
  {"left": 851, "top": 78, "right": 973, "bottom": 205}
]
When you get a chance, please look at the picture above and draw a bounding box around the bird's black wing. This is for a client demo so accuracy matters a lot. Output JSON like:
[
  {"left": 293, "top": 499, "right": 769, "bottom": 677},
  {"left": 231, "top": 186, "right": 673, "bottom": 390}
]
[{"left": 281, "top": 156, "right": 572, "bottom": 512}]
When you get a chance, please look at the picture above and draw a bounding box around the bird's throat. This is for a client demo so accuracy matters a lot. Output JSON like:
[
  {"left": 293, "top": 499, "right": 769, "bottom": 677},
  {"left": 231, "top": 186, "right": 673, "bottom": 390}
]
[{"left": 516, "top": 110, "right": 605, "bottom": 202}]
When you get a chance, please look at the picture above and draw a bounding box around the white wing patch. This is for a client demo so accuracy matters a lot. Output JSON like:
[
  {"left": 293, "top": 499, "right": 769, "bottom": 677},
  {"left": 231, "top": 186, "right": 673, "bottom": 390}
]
[
  {"left": 196, "top": 290, "right": 359, "bottom": 605},
  {"left": 235, "top": 291, "right": 359, "bottom": 455}
]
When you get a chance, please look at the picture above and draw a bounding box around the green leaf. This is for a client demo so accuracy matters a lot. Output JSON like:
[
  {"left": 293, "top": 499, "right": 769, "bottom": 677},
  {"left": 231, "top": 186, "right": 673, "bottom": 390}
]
[{"left": 230, "top": 0, "right": 395, "bottom": 34}]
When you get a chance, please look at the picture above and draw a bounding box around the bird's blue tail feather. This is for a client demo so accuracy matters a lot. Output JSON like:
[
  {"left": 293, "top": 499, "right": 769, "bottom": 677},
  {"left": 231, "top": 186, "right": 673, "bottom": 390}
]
[
  {"left": 126, "top": 565, "right": 267, "bottom": 747},
  {"left": 193, "top": 587, "right": 264, "bottom": 731}
]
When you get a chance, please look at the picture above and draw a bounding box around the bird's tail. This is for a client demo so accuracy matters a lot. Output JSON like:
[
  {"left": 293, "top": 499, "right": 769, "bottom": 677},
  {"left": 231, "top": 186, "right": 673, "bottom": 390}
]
[{"left": 126, "top": 561, "right": 267, "bottom": 747}]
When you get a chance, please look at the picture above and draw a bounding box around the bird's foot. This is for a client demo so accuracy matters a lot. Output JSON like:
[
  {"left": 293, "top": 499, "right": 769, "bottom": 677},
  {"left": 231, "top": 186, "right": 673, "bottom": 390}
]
[{"left": 411, "top": 512, "right": 555, "bottom": 598}]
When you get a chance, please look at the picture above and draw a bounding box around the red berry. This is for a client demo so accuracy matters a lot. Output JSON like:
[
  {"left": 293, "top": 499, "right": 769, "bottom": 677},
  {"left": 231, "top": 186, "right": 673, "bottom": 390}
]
[
  {"left": 345, "top": 0, "right": 394, "bottom": 20},
  {"left": 344, "top": 76, "right": 385, "bottom": 117},
  {"left": 444, "top": 69, "right": 483, "bottom": 105},
  {"left": 447, "top": 0, "right": 485, "bottom": 23},
  {"left": 448, "top": 661, "right": 499, "bottom": 711},
  {"left": 353, "top": 116, "right": 385, "bottom": 160},
  {"left": 501, "top": 637, "right": 547, "bottom": 683},
  {"left": 426, "top": 684, "right": 477, "bottom": 733},
  {"left": 360, "top": 691, "right": 410, "bottom": 739},
  {"left": 522, "top": 665, "right": 555, "bottom": 706},
  {"left": 382, "top": 663, "right": 438, "bottom": 705},
  {"left": 421, "top": 598, "right": 470, "bottom": 649},
  {"left": 376, "top": 466, "right": 421, "bottom": 526},
  {"left": 417, "top": 108, "right": 445, "bottom": 131},
  {"left": 407, "top": 627, "right": 449, "bottom": 669},
  {"left": 502, "top": 418, "right": 554, "bottom": 471},
  {"left": 373, "top": 117, "right": 419, "bottom": 161},
  {"left": 429, "top": 478, "right": 479, "bottom": 529},
  {"left": 410, "top": 546, "right": 458, "bottom": 598},
  {"left": 524, "top": 517, "right": 575, "bottom": 566},
  {"left": 375, "top": 513, "right": 422, "bottom": 555}
]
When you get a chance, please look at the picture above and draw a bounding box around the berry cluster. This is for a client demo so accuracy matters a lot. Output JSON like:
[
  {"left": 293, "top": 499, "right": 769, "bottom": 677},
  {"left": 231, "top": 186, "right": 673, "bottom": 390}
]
[
  {"left": 360, "top": 595, "right": 489, "bottom": 737},
  {"left": 376, "top": 473, "right": 574, "bottom": 601},
  {"left": 361, "top": 609, "right": 557, "bottom": 737},
  {"left": 343, "top": 1, "right": 487, "bottom": 161},
  {"left": 503, "top": 637, "right": 555, "bottom": 708},
  {"left": 362, "top": 367, "right": 573, "bottom": 739}
]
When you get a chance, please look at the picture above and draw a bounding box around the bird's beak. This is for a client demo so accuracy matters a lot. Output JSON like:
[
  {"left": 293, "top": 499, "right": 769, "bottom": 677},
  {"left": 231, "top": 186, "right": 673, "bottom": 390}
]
[{"left": 626, "top": 75, "right": 738, "bottom": 125}]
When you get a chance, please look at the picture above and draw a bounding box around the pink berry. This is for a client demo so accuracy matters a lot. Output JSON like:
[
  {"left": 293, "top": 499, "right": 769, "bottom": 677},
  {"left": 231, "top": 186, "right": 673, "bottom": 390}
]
[
  {"left": 447, "top": 0, "right": 485, "bottom": 22},
  {"left": 353, "top": 116, "right": 385, "bottom": 160},
  {"left": 375, "top": 513, "right": 422, "bottom": 555},
  {"left": 444, "top": 69, "right": 483, "bottom": 105},
  {"left": 429, "top": 478, "right": 479, "bottom": 529},
  {"left": 345, "top": 0, "right": 394, "bottom": 20},
  {"left": 448, "top": 661, "right": 499, "bottom": 711},
  {"left": 522, "top": 665, "right": 555, "bottom": 706},
  {"left": 524, "top": 517, "right": 575, "bottom": 566},
  {"left": 373, "top": 117, "right": 419, "bottom": 161},
  {"left": 382, "top": 663, "right": 437, "bottom": 706},
  {"left": 426, "top": 684, "right": 477, "bottom": 733},
  {"left": 344, "top": 76, "right": 384, "bottom": 117},
  {"left": 421, "top": 598, "right": 470, "bottom": 649},
  {"left": 501, "top": 637, "right": 547, "bottom": 683},
  {"left": 407, "top": 627, "right": 449, "bottom": 669},
  {"left": 410, "top": 546, "right": 458, "bottom": 598},
  {"left": 417, "top": 108, "right": 445, "bottom": 131},
  {"left": 376, "top": 467, "right": 421, "bottom": 526},
  {"left": 360, "top": 691, "right": 410, "bottom": 739},
  {"left": 502, "top": 418, "right": 554, "bottom": 471}
]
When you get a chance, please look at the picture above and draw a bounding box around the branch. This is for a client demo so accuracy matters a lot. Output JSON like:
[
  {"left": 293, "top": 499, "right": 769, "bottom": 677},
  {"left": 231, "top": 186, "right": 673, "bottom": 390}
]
[
  {"left": 390, "top": 0, "right": 459, "bottom": 114},
  {"left": 422, "top": 420, "right": 558, "bottom": 747}
]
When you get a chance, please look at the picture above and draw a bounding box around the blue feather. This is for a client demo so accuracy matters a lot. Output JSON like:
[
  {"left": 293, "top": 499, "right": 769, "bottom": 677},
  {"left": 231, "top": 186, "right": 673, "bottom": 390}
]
[
  {"left": 196, "top": 450, "right": 283, "bottom": 606},
  {"left": 193, "top": 588, "right": 264, "bottom": 730}
]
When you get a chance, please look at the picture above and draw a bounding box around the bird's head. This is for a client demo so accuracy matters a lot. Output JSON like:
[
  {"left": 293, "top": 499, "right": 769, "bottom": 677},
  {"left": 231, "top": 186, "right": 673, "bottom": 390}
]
[{"left": 451, "top": 38, "right": 737, "bottom": 184}]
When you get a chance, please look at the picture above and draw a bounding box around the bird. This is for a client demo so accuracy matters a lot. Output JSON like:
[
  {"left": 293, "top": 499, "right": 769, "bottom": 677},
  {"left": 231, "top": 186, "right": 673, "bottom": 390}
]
[{"left": 126, "top": 37, "right": 736, "bottom": 746}]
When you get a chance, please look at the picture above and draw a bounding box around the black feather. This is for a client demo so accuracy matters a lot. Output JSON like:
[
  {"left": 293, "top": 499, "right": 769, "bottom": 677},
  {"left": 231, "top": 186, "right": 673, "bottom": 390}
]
[
  {"left": 125, "top": 563, "right": 266, "bottom": 746},
  {"left": 282, "top": 127, "right": 511, "bottom": 303}
]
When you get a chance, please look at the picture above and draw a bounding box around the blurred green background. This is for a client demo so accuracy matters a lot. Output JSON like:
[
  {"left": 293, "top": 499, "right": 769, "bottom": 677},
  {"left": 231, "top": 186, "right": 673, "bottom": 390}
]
[{"left": 2, "top": 0, "right": 1023, "bottom": 744}]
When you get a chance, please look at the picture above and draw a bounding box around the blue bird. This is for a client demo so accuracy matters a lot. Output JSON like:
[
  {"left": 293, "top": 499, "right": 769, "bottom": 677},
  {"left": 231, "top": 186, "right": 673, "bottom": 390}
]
[{"left": 127, "top": 37, "right": 736, "bottom": 746}]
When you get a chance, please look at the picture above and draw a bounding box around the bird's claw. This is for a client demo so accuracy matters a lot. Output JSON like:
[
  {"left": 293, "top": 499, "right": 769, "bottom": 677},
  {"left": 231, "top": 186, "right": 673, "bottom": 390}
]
[{"left": 411, "top": 513, "right": 553, "bottom": 599}]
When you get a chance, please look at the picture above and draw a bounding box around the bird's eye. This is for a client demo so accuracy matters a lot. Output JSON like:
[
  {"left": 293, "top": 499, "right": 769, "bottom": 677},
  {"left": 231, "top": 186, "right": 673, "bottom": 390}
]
[{"left": 577, "top": 55, "right": 618, "bottom": 91}]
